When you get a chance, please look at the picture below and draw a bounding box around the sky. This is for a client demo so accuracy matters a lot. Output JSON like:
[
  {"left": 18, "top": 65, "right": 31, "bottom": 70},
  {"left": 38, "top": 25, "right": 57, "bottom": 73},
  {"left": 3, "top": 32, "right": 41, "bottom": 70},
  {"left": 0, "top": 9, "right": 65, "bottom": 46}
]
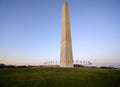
[{"left": 0, "top": 0, "right": 120, "bottom": 68}]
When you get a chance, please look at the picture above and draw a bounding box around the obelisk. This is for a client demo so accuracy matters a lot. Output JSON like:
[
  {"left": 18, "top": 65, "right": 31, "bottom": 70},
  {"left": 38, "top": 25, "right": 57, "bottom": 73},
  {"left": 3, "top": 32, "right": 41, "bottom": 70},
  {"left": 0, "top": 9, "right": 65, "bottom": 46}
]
[{"left": 60, "top": 1, "right": 73, "bottom": 67}]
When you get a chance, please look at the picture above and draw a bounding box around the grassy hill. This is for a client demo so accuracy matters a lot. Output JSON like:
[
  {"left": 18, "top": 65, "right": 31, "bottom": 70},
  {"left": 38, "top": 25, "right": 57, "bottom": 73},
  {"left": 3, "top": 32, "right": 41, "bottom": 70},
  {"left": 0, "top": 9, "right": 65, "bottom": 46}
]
[{"left": 0, "top": 67, "right": 120, "bottom": 87}]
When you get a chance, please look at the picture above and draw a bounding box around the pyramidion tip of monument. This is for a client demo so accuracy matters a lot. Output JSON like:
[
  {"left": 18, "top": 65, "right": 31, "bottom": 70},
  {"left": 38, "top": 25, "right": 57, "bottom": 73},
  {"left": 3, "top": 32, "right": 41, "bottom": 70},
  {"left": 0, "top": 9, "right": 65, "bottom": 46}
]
[
  {"left": 64, "top": 0, "right": 67, "bottom": 3},
  {"left": 63, "top": 0, "right": 68, "bottom": 6}
]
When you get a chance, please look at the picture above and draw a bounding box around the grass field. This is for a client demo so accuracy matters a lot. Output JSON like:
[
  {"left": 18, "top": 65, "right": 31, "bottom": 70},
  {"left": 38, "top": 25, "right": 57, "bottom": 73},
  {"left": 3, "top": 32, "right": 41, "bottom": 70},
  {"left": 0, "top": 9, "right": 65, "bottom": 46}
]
[{"left": 0, "top": 67, "right": 120, "bottom": 87}]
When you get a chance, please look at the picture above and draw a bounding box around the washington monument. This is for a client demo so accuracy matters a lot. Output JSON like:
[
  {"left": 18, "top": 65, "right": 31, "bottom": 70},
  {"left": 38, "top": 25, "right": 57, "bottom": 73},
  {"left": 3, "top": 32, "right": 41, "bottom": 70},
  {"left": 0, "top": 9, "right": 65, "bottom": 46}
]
[{"left": 60, "top": 1, "right": 73, "bottom": 67}]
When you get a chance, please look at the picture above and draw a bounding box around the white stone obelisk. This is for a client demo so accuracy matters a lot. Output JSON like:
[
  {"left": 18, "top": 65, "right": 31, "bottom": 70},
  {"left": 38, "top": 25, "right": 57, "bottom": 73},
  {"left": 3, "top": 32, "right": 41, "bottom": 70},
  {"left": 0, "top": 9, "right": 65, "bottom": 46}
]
[{"left": 60, "top": 1, "right": 73, "bottom": 67}]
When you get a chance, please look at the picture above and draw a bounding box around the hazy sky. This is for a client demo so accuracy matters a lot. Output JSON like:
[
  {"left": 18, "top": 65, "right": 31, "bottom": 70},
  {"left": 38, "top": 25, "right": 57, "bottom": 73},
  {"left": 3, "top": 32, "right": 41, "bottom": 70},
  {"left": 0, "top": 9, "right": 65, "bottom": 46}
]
[{"left": 0, "top": 0, "right": 120, "bottom": 67}]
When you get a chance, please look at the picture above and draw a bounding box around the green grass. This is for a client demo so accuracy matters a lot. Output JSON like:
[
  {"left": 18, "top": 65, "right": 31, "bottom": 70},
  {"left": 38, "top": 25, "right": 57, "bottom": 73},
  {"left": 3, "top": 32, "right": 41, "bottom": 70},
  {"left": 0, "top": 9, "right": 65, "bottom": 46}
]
[{"left": 0, "top": 67, "right": 120, "bottom": 87}]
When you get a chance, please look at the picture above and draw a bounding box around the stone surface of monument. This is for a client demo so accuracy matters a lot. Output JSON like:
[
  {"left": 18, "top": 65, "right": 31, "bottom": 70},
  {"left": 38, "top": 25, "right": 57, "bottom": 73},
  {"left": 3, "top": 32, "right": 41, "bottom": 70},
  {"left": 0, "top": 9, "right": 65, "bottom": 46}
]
[{"left": 60, "top": 1, "right": 73, "bottom": 67}]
